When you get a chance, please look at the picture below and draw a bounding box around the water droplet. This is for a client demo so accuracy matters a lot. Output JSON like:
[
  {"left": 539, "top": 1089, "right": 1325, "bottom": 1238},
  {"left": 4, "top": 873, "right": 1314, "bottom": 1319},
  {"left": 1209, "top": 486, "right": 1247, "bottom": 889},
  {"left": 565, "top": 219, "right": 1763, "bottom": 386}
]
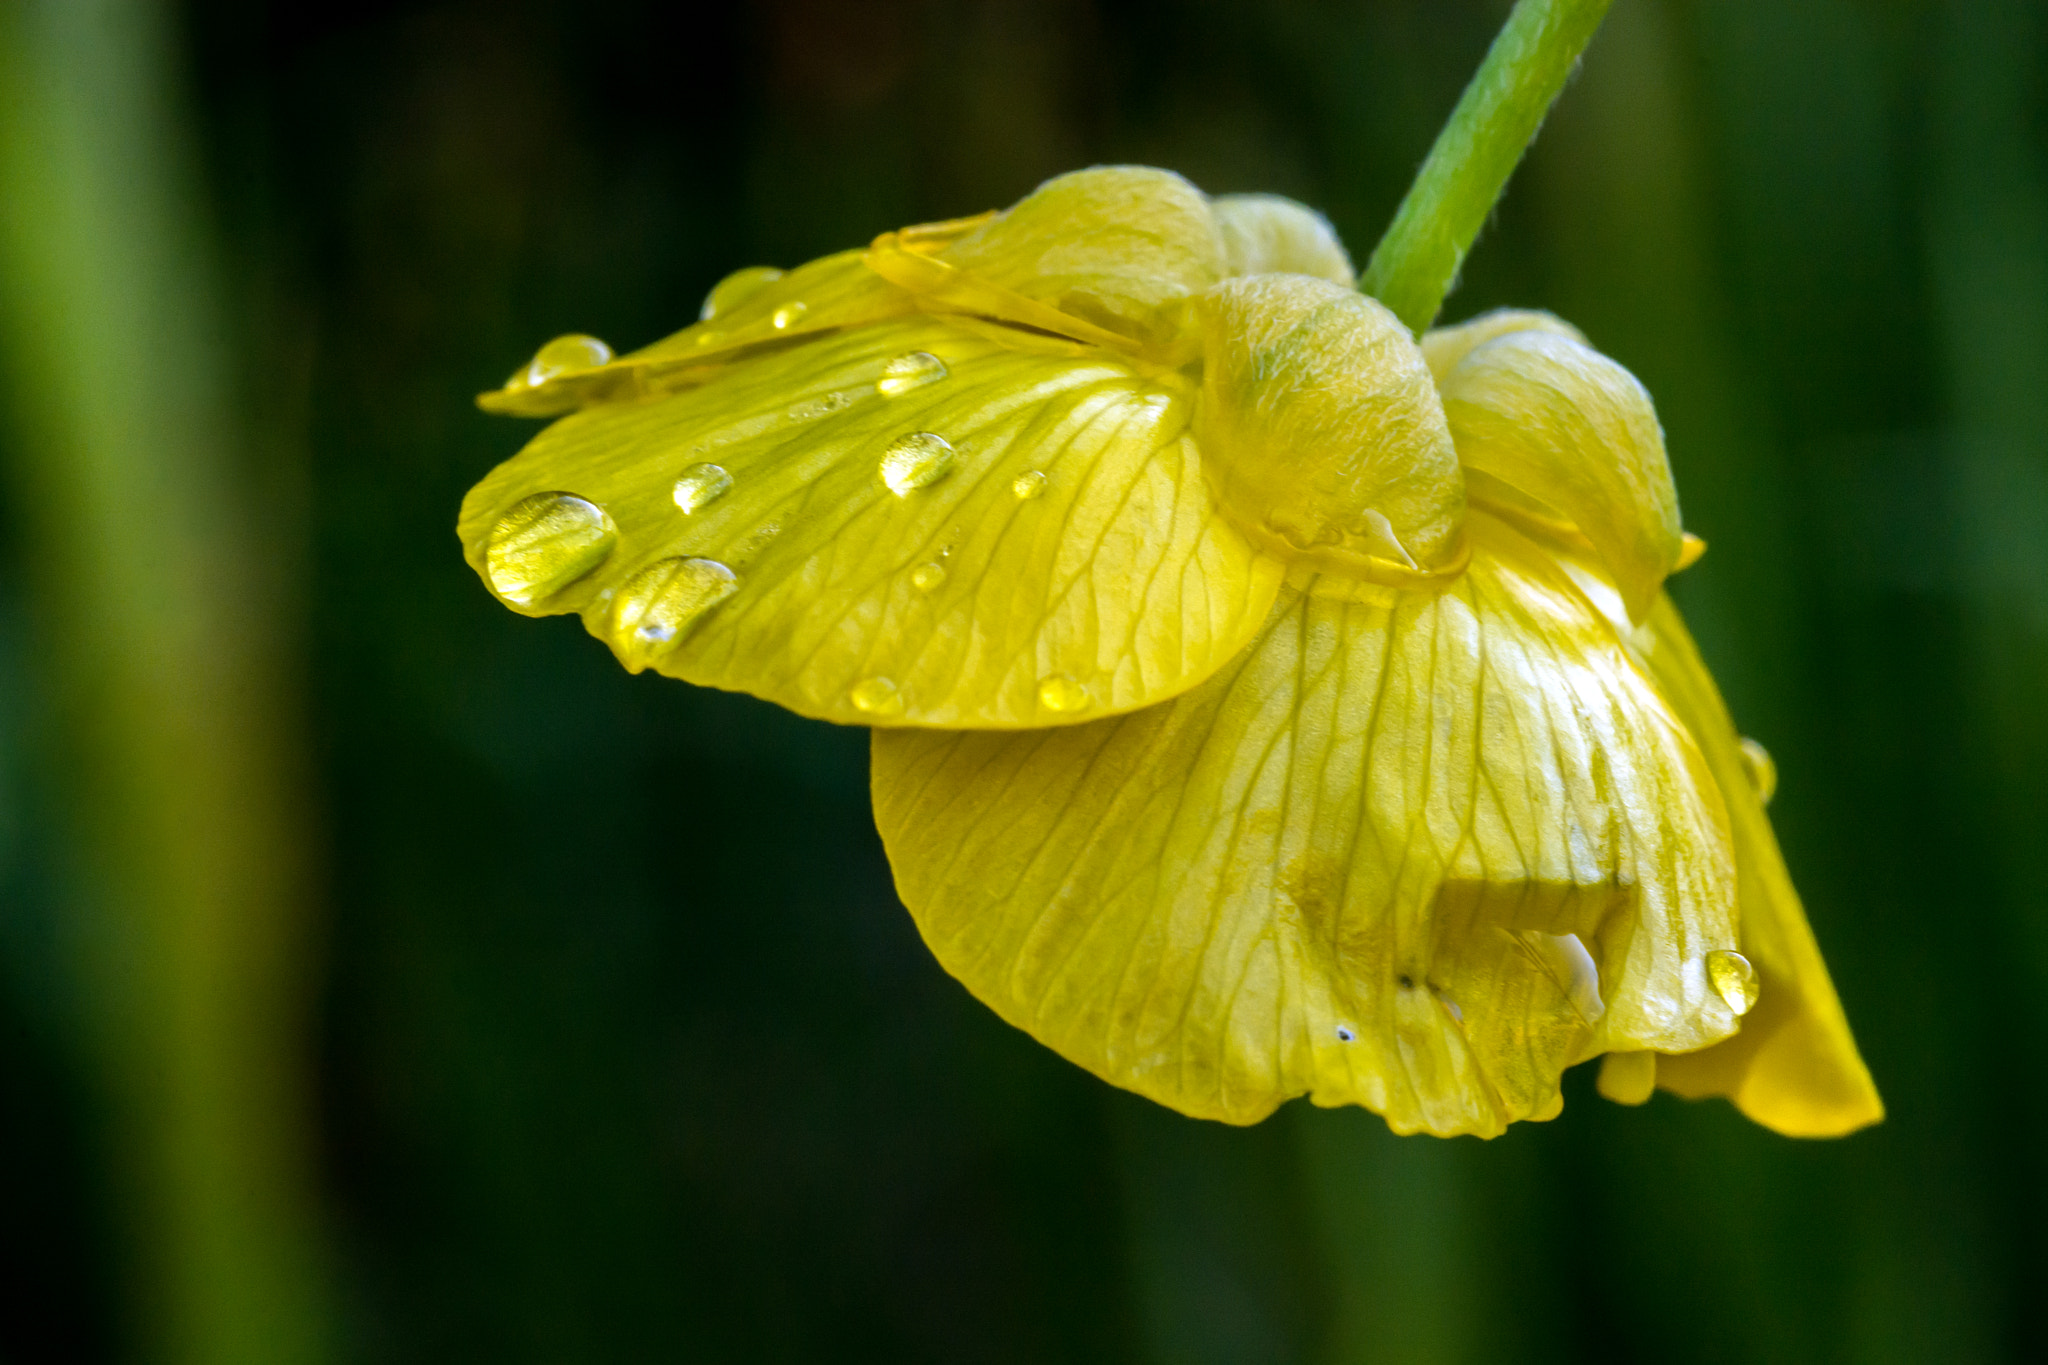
[
  {"left": 1011, "top": 469, "right": 1047, "bottom": 500},
  {"left": 1038, "top": 674, "right": 1088, "bottom": 712},
  {"left": 910, "top": 562, "right": 947, "bottom": 592},
  {"left": 517, "top": 334, "right": 611, "bottom": 388},
  {"left": 879, "top": 432, "right": 957, "bottom": 495},
  {"left": 672, "top": 463, "right": 733, "bottom": 514},
  {"left": 1334, "top": 1025, "right": 1356, "bottom": 1043},
  {"left": 484, "top": 492, "right": 616, "bottom": 605},
  {"left": 771, "top": 301, "right": 808, "bottom": 330},
  {"left": 877, "top": 351, "right": 948, "bottom": 396},
  {"left": 850, "top": 676, "right": 905, "bottom": 717},
  {"left": 611, "top": 557, "right": 738, "bottom": 658},
  {"left": 699, "top": 265, "right": 783, "bottom": 321},
  {"left": 1739, "top": 736, "right": 1777, "bottom": 805},
  {"left": 1706, "top": 949, "right": 1759, "bottom": 1015},
  {"left": 694, "top": 329, "right": 725, "bottom": 349}
]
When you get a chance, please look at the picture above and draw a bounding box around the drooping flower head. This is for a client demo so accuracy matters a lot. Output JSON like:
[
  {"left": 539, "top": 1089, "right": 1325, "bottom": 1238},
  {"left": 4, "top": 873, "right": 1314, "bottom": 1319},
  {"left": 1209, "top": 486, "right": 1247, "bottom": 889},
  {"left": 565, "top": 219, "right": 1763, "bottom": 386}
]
[{"left": 461, "top": 166, "right": 1881, "bottom": 1138}]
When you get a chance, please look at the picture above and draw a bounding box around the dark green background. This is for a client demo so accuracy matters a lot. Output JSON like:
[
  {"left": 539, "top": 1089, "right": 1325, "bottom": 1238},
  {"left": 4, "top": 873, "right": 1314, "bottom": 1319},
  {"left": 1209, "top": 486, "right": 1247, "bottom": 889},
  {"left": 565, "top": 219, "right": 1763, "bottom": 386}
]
[{"left": 3, "top": 0, "right": 2044, "bottom": 1360}]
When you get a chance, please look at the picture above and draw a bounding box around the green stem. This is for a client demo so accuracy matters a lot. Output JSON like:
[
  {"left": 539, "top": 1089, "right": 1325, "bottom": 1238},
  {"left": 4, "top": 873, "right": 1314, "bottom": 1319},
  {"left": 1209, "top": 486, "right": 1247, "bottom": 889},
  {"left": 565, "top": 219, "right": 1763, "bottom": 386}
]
[
  {"left": 1360, "top": 0, "right": 1616, "bottom": 333},
  {"left": 0, "top": 3, "right": 330, "bottom": 1362}
]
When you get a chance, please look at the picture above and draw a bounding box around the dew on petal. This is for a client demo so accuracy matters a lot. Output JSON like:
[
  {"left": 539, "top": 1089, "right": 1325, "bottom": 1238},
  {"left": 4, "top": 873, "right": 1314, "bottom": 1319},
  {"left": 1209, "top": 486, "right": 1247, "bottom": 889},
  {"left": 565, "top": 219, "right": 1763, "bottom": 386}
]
[
  {"left": 879, "top": 432, "right": 957, "bottom": 495},
  {"left": 1739, "top": 736, "right": 1778, "bottom": 806},
  {"left": 611, "top": 556, "right": 738, "bottom": 662},
  {"left": 699, "top": 265, "right": 783, "bottom": 321},
  {"left": 515, "top": 333, "right": 611, "bottom": 389},
  {"left": 672, "top": 462, "right": 733, "bottom": 514},
  {"left": 910, "top": 562, "right": 947, "bottom": 592},
  {"left": 1037, "top": 674, "right": 1089, "bottom": 712},
  {"left": 851, "top": 676, "right": 905, "bottom": 716},
  {"left": 1706, "top": 949, "right": 1760, "bottom": 1016},
  {"left": 1011, "top": 470, "right": 1048, "bottom": 500},
  {"left": 485, "top": 492, "right": 616, "bottom": 605},
  {"left": 771, "top": 301, "right": 808, "bottom": 330},
  {"left": 877, "top": 351, "right": 948, "bottom": 397}
]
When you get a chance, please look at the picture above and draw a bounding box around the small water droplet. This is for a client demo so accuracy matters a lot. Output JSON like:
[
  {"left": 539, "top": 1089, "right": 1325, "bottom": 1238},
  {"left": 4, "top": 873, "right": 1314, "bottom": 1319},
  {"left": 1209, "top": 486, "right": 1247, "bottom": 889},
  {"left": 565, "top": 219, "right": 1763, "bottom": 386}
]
[
  {"left": 876, "top": 350, "right": 949, "bottom": 396},
  {"left": 910, "top": 562, "right": 947, "bottom": 592},
  {"left": 823, "top": 392, "right": 850, "bottom": 410},
  {"left": 1706, "top": 949, "right": 1759, "bottom": 1015},
  {"left": 879, "top": 432, "right": 957, "bottom": 495},
  {"left": 1011, "top": 469, "right": 1048, "bottom": 500},
  {"left": 672, "top": 463, "right": 733, "bottom": 514},
  {"left": 1738, "top": 736, "right": 1777, "bottom": 805},
  {"left": 611, "top": 556, "right": 738, "bottom": 659},
  {"left": 850, "top": 676, "right": 905, "bottom": 717},
  {"left": 517, "top": 334, "right": 611, "bottom": 388},
  {"left": 699, "top": 265, "right": 783, "bottom": 321},
  {"left": 771, "top": 301, "right": 808, "bottom": 330},
  {"left": 1038, "top": 674, "right": 1088, "bottom": 712},
  {"left": 484, "top": 492, "right": 616, "bottom": 605},
  {"left": 1334, "top": 1025, "right": 1356, "bottom": 1043},
  {"left": 694, "top": 329, "right": 725, "bottom": 349},
  {"left": 732, "top": 521, "right": 783, "bottom": 561}
]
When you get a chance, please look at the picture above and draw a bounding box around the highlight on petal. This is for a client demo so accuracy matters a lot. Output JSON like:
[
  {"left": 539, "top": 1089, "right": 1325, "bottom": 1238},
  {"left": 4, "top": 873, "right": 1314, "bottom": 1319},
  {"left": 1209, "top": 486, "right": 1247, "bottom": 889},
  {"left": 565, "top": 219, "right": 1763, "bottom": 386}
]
[
  {"left": 870, "top": 513, "right": 1740, "bottom": 1136},
  {"left": 1628, "top": 595, "right": 1884, "bottom": 1136},
  {"left": 460, "top": 312, "right": 1282, "bottom": 727},
  {"left": 1193, "top": 274, "right": 1465, "bottom": 579},
  {"left": 1209, "top": 194, "right": 1355, "bottom": 285},
  {"left": 1439, "top": 328, "right": 1683, "bottom": 623},
  {"left": 1420, "top": 307, "right": 1585, "bottom": 383}
]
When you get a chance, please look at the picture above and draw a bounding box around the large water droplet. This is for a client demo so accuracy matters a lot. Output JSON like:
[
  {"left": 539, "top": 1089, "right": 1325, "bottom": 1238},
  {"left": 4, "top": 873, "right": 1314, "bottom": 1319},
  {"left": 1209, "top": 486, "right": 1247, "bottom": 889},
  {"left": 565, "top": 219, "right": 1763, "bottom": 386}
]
[
  {"left": 612, "top": 556, "right": 738, "bottom": 659},
  {"left": 910, "top": 562, "right": 947, "bottom": 592},
  {"left": 516, "top": 334, "right": 611, "bottom": 389},
  {"left": 1706, "top": 949, "right": 1759, "bottom": 1015},
  {"left": 877, "top": 351, "right": 948, "bottom": 396},
  {"left": 485, "top": 492, "right": 616, "bottom": 605},
  {"left": 672, "top": 463, "right": 733, "bottom": 514},
  {"left": 1038, "top": 674, "right": 1089, "bottom": 713},
  {"left": 1738, "top": 736, "right": 1777, "bottom": 805},
  {"left": 1011, "top": 470, "right": 1047, "bottom": 500},
  {"left": 699, "top": 265, "right": 784, "bottom": 321},
  {"left": 850, "top": 676, "right": 905, "bottom": 717},
  {"left": 879, "top": 432, "right": 957, "bottom": 495},
  {"left": 771, "top": 301, "right": 808, "bottom": 330}
]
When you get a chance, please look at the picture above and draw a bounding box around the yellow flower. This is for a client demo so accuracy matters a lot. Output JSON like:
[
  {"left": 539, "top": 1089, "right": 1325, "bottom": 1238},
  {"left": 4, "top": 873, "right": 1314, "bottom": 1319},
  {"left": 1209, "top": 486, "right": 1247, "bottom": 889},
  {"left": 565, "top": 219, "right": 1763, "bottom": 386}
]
[{"left": 461, "top": 166, "right": 1881, "bottom": 1139}]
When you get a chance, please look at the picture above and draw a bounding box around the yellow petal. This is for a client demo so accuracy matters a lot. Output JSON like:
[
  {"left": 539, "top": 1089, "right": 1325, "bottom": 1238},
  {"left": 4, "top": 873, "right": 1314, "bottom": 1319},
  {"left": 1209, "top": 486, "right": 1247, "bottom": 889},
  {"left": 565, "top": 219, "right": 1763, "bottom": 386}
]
[
  {"left": 871, "top": 514, "right": 1739, "bottom": 1136},
  {"left": 479, "top": 247, "right": 918, "bottom": 417},
  {"left": 459, "top": 313, "right": 1281, "bottom": 727},
  {"left": 1631, "top": 595, "right": 1884, "bottom": 1136},
  {"left": 1209, "top": 194, "right": 1355, "bottom": 285},
  {"left": 1193, "top": 274, "right": 1466, "bottom": 577},
  {"left": 935, "top": 167, "right": 1224, "bottom": 346},
  {"left": 1419, "top": 308, "right": 1586, "bottom": 383},
  {"left": 1439, "top": 330, "right": 1683, "bottom": 624}
]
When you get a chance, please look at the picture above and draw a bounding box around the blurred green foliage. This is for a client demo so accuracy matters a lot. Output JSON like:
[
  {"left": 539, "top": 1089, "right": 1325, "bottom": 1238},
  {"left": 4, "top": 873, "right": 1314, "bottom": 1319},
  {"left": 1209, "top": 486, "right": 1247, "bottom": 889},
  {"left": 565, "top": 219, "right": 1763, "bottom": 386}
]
[{"left": 1, "top": 0, "right": 2044, "bottom": 1361}]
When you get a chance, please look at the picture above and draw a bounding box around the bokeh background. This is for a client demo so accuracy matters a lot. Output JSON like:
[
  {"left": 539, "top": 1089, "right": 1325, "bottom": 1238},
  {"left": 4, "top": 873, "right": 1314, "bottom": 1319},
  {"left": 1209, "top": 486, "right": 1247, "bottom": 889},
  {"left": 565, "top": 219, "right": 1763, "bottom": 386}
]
[{"left": 2, "top": 0, "right": 2044, "bottom": 1360}]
